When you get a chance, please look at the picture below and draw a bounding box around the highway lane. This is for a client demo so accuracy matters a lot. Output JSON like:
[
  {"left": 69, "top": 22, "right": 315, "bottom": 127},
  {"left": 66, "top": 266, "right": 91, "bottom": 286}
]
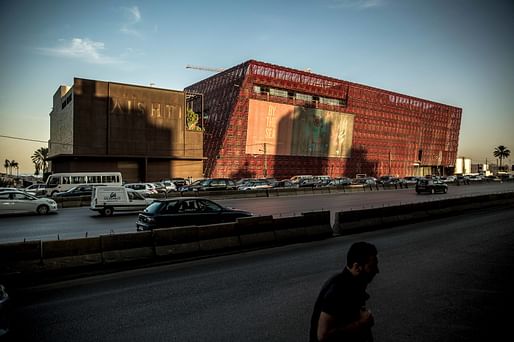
[
  {"left": 5, "top": 206, "right": 514, "bottom": 341},
  {"left": 0, "top": 182, "right": 513, "bottom": 243}
]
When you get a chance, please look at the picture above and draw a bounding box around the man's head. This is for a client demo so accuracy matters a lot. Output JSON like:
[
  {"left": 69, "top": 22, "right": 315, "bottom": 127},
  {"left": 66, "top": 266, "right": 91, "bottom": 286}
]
[{"left": 346, "top": 241, "right": 379, "bottom": 284}]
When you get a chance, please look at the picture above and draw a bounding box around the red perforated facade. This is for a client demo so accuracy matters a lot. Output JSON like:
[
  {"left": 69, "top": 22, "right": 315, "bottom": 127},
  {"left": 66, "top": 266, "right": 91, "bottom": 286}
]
[{"left": 186, "top": 60, "right": 461, "bottom": 179}]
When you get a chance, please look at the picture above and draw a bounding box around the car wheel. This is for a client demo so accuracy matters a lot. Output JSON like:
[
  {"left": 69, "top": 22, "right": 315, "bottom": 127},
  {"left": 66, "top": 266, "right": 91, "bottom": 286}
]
[
  {"left": 443, "top": 187, "right": 448, "bottom": 194},
  {"left": 37, "top": 205, "right": 50, "bottom": 215},
  {"left": 103, "top": 207, "right": 114, "bottom": 216},
  {"left": 431, "top": 188, "right": 435, "bottom": 194}
]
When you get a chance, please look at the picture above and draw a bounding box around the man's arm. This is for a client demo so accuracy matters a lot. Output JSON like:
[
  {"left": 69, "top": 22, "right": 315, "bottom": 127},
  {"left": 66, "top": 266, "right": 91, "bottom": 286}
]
[{"left": 317, "top": 308, "right": 374, "bottom": 341}]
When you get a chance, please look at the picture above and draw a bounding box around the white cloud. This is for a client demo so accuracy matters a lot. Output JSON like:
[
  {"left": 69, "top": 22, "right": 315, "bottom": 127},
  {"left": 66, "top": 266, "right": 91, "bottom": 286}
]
[
  {"left": 121, "top": 6, "right": 142, "bottom": 37},
  {"left": 37, "top": 38, "right": 120, "bottom": 64},
  {"left": 329, "top": 0, "right": 384, "bottom": 9}
]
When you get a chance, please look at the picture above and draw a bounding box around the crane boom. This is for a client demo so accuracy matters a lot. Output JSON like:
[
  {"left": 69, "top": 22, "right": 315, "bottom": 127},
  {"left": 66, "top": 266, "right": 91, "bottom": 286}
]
[{"left": 185, "top": 64, "right": 225, "bottom": 72}]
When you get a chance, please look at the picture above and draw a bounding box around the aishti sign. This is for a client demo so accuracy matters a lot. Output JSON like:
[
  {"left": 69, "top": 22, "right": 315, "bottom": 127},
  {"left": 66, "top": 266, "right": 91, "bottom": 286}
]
[{"left": 246, "top": 99, "right": 354, "bottom": 158}]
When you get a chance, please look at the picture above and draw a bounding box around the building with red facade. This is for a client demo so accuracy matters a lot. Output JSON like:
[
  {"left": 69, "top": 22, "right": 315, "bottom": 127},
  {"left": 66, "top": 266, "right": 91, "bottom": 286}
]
[{"left": 186, "top": 60, "right": 462, "bottom": 179}]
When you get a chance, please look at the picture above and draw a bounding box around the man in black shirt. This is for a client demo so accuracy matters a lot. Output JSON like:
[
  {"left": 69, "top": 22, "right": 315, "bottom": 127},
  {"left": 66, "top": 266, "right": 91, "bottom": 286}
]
[{"left": 310, "top": 242, "right": 379, "bottom": 342}]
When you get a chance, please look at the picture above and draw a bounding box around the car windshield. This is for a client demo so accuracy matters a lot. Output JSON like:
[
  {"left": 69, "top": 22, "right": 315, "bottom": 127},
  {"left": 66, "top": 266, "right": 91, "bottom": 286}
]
[{"left": 143, "top": 201, "right": 166, "bottom": 214}]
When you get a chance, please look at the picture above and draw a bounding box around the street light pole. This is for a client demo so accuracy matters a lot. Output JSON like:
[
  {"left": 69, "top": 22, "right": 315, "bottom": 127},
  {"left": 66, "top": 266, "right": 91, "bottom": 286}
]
[{"left": 263, "top": 143, "right": 267, "bottom": 178}]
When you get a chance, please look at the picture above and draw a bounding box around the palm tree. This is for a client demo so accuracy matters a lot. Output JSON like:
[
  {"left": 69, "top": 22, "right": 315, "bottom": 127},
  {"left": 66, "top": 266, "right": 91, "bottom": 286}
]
[
  {"left": 3, "top": 159, "right": 10, "bottom": 175},
  {"left": 10, "top": 160, "right": 19, "bottom": 176},
  {"left": 31, "top": 147, "right": 49, "bottom": 175},
  {"left": 493, "top": 145, "right": 511, "bottom": 171}
]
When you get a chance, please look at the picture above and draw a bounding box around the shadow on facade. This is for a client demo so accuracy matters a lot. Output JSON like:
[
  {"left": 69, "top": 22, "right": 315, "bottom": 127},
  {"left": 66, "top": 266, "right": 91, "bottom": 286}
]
[{"left": 344, "top": 146, "right": 378, "bottom": 178}]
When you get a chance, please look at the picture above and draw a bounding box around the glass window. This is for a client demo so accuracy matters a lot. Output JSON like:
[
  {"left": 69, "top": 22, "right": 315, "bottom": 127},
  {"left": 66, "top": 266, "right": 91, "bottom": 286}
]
[
  {"left": 295, "top": 93, "right": 312, "bottom": 102},
  {"left": 48, "top": 176, "right": 60, "bottom": 186},
  {"left": 71, "top": 176, "right": 86, "bottom": 184},
  {"left": 198, "top": 199, "right": 222, "bottom": 212}
]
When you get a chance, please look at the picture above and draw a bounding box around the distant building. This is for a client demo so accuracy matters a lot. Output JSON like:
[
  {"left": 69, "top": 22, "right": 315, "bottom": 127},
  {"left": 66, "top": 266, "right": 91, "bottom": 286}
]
[
  {"left": 186, "top": 60, "right": 462, "bottom": 179},
  {"left": 455, "top": 157, "right": 472, "bottom": 175},
  {"left": 48, "top": 78, "right": 204, "bottom": 182}
]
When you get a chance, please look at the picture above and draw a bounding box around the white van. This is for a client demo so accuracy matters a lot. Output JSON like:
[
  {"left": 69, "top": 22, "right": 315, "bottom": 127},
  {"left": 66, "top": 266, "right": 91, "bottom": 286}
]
[{"left": 90, "top": 186, "right": 153, "bottom": 216}]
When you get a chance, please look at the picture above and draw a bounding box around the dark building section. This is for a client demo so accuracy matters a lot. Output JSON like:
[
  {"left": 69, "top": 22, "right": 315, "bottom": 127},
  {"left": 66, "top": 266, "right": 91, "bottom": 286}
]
[
  {"left": 186, "top": 60, "right": 462, "bottom": 179},
  {"left": 48, "top": 78, "right": 204, "bottom": 182}
]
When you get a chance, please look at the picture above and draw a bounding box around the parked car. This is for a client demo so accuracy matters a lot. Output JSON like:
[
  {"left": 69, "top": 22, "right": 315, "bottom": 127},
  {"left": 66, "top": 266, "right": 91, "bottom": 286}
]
[
  {"left": 237, "top": 180, "right": 273, "bottom": 190},
  {"left": 329, "top": 177, "right": 352, "bottom": 186},
  {"left": 353, "top": 177, "right": 377, "bottom": 185},
  {"left": 415, "top": 179, "right": 448, "bottom": 194},
  {"left": 22, "top": 183, "right": 47, "bottom": 196},
  {"left": 152, "top": 182, "right": 168, "bottom": 194},
  {"left": 178, "top": 178, "right": 237, "bottom": 191},
  {"left": 53, "top": 185, "right": 96, "bottom": 198},
  {"left": 0, "top": 190, "right": 58, "bottom": 215},
  {"left": 124, "top": 183, "right": 159, "bottom": 197},
  {"left": 160, "top": 180, "right": 178, "bottom": 192},
  {"left": 272, "top": 180, "right": 296, "bottom": 188},
  {"left": 168, "top": 178, "right": 189, "bottom": 187},
  {"left": 136, "top": 197, "right": 253, "bottom": 231},
  {"left": 378, "top": 175, "right": 400, "bottom": 185},
  {"left": 90, "top": 186, "right": 153, "bottom": 216},
  {"left": 402, "top": 176, "right": 419, "bottom": 185},
  {"left": 0, "top": 284, "right": 9, "bottom": 337}
]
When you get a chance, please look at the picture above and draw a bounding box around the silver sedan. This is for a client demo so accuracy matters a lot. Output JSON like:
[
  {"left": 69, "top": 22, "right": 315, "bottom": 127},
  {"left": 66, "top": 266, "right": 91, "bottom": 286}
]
[{"left": 0, "top": 190, "right": 58, "bottom": 215}]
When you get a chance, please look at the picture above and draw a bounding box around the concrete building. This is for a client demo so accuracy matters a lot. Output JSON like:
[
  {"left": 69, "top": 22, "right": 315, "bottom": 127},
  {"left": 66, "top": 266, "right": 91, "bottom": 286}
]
[{"left": 48, "top": 78, "right": 204, "bottom": 182}]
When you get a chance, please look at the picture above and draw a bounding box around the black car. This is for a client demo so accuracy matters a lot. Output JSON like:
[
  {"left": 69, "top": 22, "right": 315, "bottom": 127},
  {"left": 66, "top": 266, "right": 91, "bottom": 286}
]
[
  {"left": 53, "top": 185, "right": 96, "bottom": 197},
  {"left": 415, "top": 179, "right": 448, "bottom": 194},
  {"left": 178, "top": 178, "right": 237, "bottom": 191},
  {"left": 136, "top": 197, "right": 253, "bottom": 231}
]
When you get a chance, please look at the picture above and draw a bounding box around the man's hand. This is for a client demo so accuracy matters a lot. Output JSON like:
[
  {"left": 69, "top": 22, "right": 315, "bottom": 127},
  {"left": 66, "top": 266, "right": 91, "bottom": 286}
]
[{"left": 359, "top": 307, "right": 375, "bottom": 328}]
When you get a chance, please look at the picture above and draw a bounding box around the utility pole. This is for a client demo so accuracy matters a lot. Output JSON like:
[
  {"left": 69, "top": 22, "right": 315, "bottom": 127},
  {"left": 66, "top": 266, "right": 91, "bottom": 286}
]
[{"left": 263, "top": 143, "right": 267, "bottom": 178}]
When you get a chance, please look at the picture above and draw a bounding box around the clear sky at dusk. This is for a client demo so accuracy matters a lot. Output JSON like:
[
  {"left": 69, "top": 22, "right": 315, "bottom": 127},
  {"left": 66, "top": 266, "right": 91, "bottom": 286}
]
[{"left": 1, "top": 0, "right": 513, "bottom": 174}]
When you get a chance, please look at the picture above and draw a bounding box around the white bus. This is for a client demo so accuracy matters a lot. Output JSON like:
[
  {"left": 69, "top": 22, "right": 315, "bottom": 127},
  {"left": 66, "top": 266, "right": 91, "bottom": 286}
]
[{"left": 45, "top": 172, "right": 123, "bottom": 196}]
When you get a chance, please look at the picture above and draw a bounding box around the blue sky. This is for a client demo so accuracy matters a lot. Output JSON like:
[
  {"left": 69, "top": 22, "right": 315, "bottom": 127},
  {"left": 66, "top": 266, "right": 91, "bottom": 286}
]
[{"left": 1, "top": 0, "right": 513, "bottom": 174}]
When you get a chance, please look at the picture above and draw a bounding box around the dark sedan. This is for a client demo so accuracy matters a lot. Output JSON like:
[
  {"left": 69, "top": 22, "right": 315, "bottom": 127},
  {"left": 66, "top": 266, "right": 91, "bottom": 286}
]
[
  {"left": 178, "top": 178, "right": 237, "bottom": 192},
  {"left": 415, "top": 179, "right": 448, "bottom": 194},
  {"left": 136, "top": 197, "right": 253, "bottom": 231},
  {"left": 53, "top": 185, "right": 95, "bottom": 198}
]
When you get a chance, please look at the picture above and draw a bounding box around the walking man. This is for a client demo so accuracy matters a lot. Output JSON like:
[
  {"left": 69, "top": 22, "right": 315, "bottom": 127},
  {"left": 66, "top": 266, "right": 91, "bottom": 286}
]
[{"left": 310, "top": 241, "right": 379, "bottom": 342}]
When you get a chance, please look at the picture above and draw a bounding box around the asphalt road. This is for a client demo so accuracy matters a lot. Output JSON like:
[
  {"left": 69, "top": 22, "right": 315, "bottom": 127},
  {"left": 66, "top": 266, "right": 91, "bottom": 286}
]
[
  {"left": 5, "top": 206, "right": 514, "bottom": 341},
  {"left": 0, "top": 182, "right": 513, "bottom": 243}
]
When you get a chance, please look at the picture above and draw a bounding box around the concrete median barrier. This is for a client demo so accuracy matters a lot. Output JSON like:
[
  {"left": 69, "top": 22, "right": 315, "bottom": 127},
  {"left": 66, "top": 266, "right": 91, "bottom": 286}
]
[
  {"left": 198, "top": 222, "right": 240, "bottom": 251},
  {"left": 41, "top": 237, "right": 102, "bottom": 270},
  {"left": 0, "top": 240, "right": 42, "bottom": 274},
  {"left": 100, "top": 231, "right": 154, "bottom": 263},
  {"left": 334, "top": 192, "right": 514, "bottom": 234},
  {"left": 236, "top": 215, "right": 276, "bottom": 247},
  {"left": 153, "top": 226, "right": 200, "bottom": 257}
]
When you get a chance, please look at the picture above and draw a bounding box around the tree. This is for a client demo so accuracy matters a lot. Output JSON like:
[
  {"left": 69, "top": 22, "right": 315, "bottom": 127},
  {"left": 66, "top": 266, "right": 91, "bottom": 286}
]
[
  {"left": 3, "top": 159, "right": 9, "bottom": 175},
  {"left": 31, "top": 147, "right": 49, "bottom": 176},
  {"left": 10, "top": 160, "right": 19, "bottom": 176},
  {"left": 493, "top": 145, "right": 511, "bottom": 171}
]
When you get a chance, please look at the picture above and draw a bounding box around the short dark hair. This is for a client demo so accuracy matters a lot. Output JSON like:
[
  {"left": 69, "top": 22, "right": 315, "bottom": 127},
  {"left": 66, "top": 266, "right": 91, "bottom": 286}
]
[{"left": 347, "top": 241, "right": 377, "bottom": 266}]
